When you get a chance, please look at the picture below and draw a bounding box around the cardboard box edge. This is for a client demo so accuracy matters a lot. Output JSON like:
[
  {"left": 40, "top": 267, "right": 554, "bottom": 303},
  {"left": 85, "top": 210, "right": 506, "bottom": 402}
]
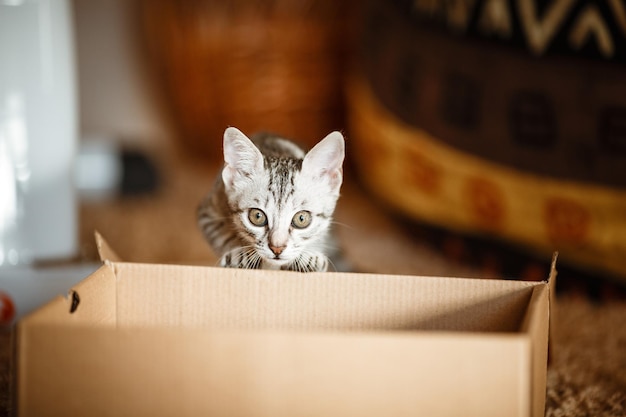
[{"left": 95, "top": 230, "right": 122, "bottom": 263}]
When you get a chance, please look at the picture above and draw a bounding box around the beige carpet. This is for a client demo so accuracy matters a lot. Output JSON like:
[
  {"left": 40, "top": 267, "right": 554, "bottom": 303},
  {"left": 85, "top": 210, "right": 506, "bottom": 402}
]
[{"left": 1, "top": 147, "right": 625, "bottom": 416}]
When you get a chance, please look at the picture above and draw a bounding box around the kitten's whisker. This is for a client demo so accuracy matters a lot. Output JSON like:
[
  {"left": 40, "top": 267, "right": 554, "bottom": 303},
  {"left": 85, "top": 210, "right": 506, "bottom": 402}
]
[
  {"left": 249, "top": 253, "right": 261, "bottom": 269},
  {"left": 291, "top": 255, "right": 303, "bottom": 273},
  {"left": 325, "top": 256, "right": 338, "bottom": 272},
  {"left": 240, "top": 248, "right": 253, "bottom": 269},
  {"left": 296, "top": 257, "right": 307, "bottom": 273},
  {"left": 242, "top": 247, "right": 262, "bottom": 269},
  {"left": 330, "top": 221, "right": 354, "bottom": 230}
]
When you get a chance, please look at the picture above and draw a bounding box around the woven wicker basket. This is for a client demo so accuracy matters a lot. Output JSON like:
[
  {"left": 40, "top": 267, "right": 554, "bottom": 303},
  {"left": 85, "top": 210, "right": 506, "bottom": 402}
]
[{"left": 140, "top": 0, "right": 346, "bottom": 160}]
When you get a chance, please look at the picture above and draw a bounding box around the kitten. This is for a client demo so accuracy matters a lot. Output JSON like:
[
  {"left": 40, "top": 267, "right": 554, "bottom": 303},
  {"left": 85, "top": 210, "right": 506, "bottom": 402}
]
[{"left": 198, "top": 127, "right": 345, "bottom": 272}]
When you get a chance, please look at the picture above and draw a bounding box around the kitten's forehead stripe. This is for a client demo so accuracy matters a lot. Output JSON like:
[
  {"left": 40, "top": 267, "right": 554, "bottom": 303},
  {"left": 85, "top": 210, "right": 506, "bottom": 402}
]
[{"left": 266, "top": 156, "right": 300, "bottom": 211}]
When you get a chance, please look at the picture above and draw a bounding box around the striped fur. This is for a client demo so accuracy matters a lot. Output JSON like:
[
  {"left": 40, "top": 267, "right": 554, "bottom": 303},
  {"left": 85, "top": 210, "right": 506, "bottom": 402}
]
[{"left": 198, "top": 127, "right": 344, "bottom": 272}]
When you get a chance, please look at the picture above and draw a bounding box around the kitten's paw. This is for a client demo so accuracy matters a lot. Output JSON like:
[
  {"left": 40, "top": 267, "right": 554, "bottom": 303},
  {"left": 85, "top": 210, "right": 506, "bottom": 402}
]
[
  {"left": 219, "top": 252, "right": 234, "bottom": 268},
  {"left": 285, "top": 253, "right": 329, "bottom": 272},
  {"left": 219, "top": 248, "right": 261, "bottom": 269}
]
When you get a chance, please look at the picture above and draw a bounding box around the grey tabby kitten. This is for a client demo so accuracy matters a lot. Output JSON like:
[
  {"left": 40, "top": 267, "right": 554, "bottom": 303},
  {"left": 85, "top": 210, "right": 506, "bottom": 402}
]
[{"left": 198, "top": 127, "right": 345, "bottom": 272}]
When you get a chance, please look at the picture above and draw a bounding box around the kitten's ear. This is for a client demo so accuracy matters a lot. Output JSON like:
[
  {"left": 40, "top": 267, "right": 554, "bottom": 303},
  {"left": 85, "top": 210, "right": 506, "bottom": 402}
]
[
  {"left": 222, "top": 127, "right": 264, "bottom": 190},
  {"left": 302, "top": 131, "right": 345, "bottom": 192}
]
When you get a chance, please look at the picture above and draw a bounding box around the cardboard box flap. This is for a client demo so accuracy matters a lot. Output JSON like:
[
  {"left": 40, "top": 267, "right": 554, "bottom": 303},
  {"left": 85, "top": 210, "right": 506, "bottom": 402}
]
[
  {"left": 21, "top": 264, "right": 117, "bottom": 327},
  {"left": 95, "top": 230, "right": 122, "bottom": 263}
]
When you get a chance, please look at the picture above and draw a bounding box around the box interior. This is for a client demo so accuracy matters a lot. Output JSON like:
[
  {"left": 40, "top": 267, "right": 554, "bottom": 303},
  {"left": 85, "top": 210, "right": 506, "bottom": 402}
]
[{"left": 27, "top": 262, "right": 542, "bottom": 334}]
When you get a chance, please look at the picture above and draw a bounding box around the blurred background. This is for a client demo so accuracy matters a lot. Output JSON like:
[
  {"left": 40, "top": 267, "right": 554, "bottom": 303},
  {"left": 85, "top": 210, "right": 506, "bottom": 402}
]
[
  {"left": 2, "top": 0, "right": 626, "bottom": 325},
  {"left": 2, "top": 3, "right": 626, "bottom": 415}
]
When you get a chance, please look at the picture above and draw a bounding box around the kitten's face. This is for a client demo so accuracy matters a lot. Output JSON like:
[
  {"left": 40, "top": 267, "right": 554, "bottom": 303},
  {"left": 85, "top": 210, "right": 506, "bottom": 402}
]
[{"left": 221, "top": 128, "right": 344, "bottom": 268}]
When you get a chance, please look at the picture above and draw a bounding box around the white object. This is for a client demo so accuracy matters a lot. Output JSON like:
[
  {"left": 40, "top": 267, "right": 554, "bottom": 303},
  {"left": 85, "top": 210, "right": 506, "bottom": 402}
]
[
  {"left": 75, "top": 137, "right": 122, "bottom": 200},
  {"left": 0, "top": 0, "right": 78, "bottom": 265}
]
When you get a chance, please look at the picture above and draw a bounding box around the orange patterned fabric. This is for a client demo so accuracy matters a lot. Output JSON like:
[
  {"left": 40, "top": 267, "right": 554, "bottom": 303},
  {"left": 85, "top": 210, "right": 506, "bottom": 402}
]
[{"left": 348, "top": 76, "right": 626, "bottom": 281}]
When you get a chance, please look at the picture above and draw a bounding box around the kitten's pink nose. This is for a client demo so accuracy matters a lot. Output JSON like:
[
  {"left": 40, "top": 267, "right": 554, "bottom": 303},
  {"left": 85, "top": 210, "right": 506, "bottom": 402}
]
[{"left": 269, "top": 245, "right": 286, "bottom": 257}]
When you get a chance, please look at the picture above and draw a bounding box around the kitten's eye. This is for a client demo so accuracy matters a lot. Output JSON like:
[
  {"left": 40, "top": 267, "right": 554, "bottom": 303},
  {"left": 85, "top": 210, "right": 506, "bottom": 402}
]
[
  {"left": 248, "top": 208, "right": 267, "bottom": 227},
  {"left": 291, "top": 210, "right": 312, "bottom": 229}
]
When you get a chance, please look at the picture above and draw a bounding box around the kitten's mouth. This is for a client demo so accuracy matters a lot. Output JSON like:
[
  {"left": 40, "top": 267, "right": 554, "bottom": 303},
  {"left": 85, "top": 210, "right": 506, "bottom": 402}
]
[{"left": 263, "top": 256, "right": 289, "bottom": 267}]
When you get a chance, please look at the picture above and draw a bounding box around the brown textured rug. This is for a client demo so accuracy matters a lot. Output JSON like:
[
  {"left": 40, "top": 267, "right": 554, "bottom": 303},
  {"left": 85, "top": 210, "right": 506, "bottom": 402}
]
[{"left": 1, "top": 147, "right": 625, "bottom": 416}]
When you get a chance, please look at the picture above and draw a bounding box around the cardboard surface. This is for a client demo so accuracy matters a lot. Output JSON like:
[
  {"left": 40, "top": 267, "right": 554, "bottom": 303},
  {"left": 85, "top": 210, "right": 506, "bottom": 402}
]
[{"left": 17, "top": 237, "right": 552, "bottom": 417}]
